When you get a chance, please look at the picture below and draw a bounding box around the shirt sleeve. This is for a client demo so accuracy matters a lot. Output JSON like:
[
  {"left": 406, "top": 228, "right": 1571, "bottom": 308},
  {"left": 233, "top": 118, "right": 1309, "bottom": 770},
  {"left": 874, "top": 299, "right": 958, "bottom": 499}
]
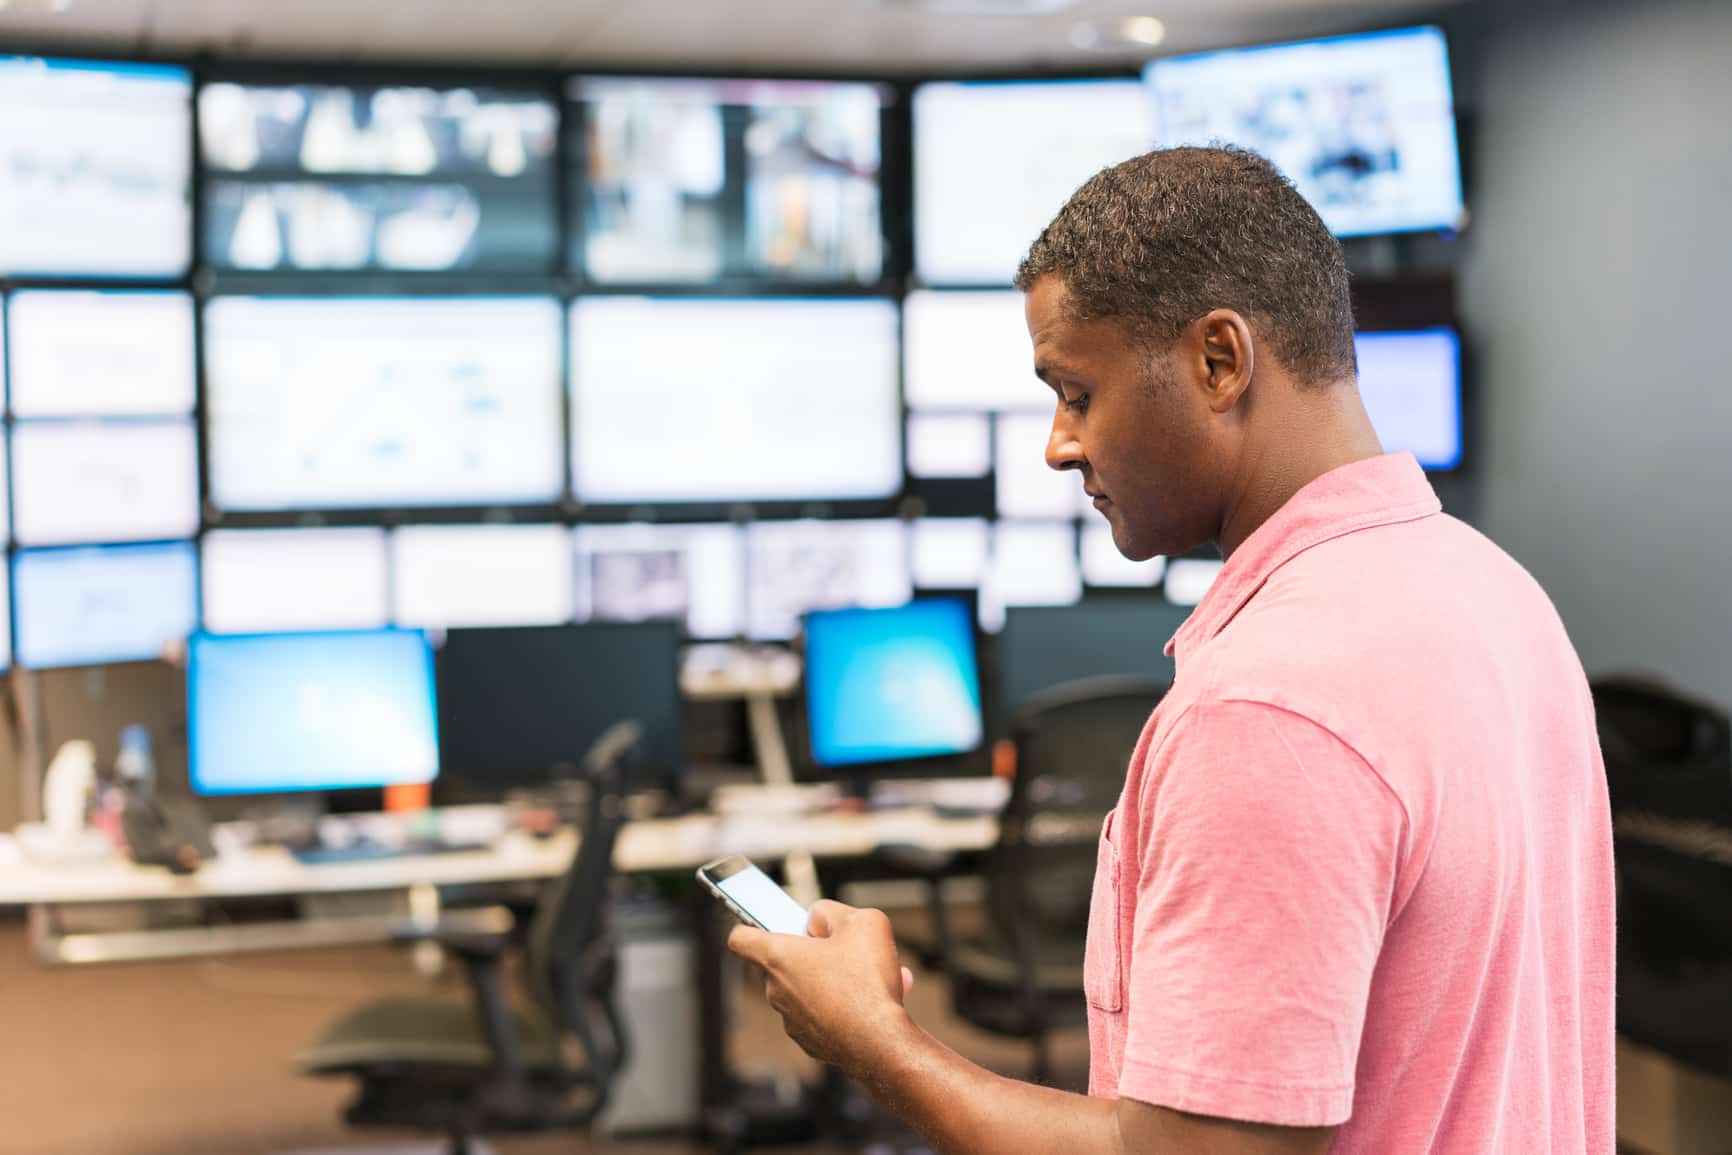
[{"left": 1115, "top": 697, "right": 1408, "bottom": 1127}]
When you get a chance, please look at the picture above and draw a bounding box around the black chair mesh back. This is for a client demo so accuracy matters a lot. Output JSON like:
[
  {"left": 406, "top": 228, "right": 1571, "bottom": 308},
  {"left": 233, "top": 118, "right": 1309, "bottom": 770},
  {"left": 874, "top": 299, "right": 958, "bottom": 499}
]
[
  {"left": 1592, "top": 675, "right": 1732, "bottom": 1070},
  {"left": 989, "top": 676, "right": 1165, "bottom": 952},
  {"left": 525, "top": 763, "right": 627, "bottom": 1077}
]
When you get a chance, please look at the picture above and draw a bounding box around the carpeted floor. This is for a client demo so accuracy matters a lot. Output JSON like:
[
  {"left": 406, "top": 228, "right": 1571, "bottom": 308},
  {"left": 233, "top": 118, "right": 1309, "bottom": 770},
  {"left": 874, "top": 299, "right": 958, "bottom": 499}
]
[{"left": 0, "top": 917, "right": 1087, "bottom": 1155}]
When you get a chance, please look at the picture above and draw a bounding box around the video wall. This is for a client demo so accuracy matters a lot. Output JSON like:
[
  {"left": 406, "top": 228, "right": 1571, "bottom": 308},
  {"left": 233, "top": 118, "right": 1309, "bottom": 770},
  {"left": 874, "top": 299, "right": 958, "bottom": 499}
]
[{"left": 0, "top": 26, "right": 1466, "bottom": 670}]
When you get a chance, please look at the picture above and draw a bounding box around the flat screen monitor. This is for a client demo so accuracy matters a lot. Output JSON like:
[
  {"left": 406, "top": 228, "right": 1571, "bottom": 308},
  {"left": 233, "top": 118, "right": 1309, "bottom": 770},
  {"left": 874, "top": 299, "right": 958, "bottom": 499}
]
[
  {"left": 804, "top": 599, "right": 983, "bottom": 769},
  {"left": 998, "top": 601, "right": 1191, "bottom": 718},
  {"left": 571, "top": 297, "right": 901, "bottom": 504},
  {"left": 745, "top": 519, "right": 911, "bottom": 641},
  {"left": 0, "top": 562, "right": 11, "bottom": 670},
  {"left": 980, "top": 520, "right": 1082, "bottom": 632},
  {"left": 574, "top": 523, "right": 745, "bottom": 640},
  {"left": 914, "top": 80, "right": 1151, "bottom": 286},
  {"left": 995, "top": 412, "right": 1092, "bottom": 519},
  {"left": 204, "top": 296, "right": 565, "bottom": 511},
  {"left": 188, "top": 629, "right": 439, "bottom": 797},
  {"left": 570, "top": 76, "right": 884, "bottom": 284},
  {"left": 906, "top": 411, "right": 991, "bottom": 479},
  {"left": 1081, "top": 521, "right": 1166, "bottom": 588},
  {"left": 199, "top": 81, "right": 557, "bottom": 271},
  {"left": 1145, "top": 26, "right": 1465, "bottom": 238},
  {"left": 13, "top": 542, "right": 197, "bottom": 669},
  {"left": 0, "top": 57, "right": 191, "bottom": 278},
  {"left": 391, "top": 524, "right": 574, "bottom": 630},
  {"left": 903, "top": 290, "right": 1046, "bottom": 411},
  {"left": 437, "top": 622, "right": 683, "bottom": 792},
  {"left": 11, "top": 420, "right": 200, "bottom": 546},
  {"left": 7, "top": 292, "right": 196, "bottom": 417},
  {"left": 202, "top": 528, "right": 390, "bottom": 635},
  {"left": 1356, "top": 328, "right": 1462, "bottom": 470},
  {"left": 911, "top": 518, "right": 990, "bottom": 590}
]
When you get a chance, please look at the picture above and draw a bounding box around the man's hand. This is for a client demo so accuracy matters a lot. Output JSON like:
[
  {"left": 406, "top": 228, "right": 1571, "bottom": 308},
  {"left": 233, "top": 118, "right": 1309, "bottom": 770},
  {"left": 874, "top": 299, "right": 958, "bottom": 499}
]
[{"left": 727, "top": 899, "right": 915, "bottom": 1074}]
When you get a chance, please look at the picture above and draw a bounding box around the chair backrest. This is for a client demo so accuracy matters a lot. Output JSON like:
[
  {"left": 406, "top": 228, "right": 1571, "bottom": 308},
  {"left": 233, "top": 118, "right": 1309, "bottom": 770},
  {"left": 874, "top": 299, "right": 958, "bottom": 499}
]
[
  {"left": 1592, "top": 674, "right": 1732, "bottom": 824},
  {"left": 987, "top": 676, "right": 1164, "bottom": 952},
  {"left": 524, "top": 724, "right": 636, "bottom": 1078}
]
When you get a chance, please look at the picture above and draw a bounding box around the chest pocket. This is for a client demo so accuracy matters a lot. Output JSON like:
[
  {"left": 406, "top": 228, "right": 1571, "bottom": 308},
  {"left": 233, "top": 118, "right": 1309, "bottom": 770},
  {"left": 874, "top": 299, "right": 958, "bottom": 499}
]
[{"left": 1083, "top": 809, "right": 1125, "bottom": 1014}]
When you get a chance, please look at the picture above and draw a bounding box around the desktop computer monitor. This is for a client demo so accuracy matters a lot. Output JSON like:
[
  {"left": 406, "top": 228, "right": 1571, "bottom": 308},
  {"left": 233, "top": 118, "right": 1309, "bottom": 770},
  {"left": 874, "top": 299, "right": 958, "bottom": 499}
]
[
  {"left": 188, "top": 629, "right": 439, "bottom": 797},
  {"left": 436, "top": 622, "right": 683, "bottom": 795},
  {"left": 802, "top": 599, "right": 984, "bottom": 776},
  {"left": 996, "top": 601, "right": 1192, "bottom": 726}
]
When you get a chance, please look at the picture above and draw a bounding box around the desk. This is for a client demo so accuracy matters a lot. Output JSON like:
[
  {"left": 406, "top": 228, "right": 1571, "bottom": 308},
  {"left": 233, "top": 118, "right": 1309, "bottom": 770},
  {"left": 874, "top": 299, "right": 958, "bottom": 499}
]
[{"left": 0, "top": 798, "right": 999, "bottom": 966}]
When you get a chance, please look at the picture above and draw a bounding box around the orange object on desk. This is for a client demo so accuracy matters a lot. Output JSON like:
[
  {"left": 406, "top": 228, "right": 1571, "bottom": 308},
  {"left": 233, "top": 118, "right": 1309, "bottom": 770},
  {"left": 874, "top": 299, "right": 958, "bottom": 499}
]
[{"left": 384, "top": 783, "right": 431, "bottom": 813}]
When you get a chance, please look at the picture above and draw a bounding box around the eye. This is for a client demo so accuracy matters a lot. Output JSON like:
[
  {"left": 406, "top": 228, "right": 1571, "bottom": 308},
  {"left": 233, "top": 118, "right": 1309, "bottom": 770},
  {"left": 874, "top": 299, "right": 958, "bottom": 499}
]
[{"left": 1060, "top": 388, "right": 1090, "bottom": 415}]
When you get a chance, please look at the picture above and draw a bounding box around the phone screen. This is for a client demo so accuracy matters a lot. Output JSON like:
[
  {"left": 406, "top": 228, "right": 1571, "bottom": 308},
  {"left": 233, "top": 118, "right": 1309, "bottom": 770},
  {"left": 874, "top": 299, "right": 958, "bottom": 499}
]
[{"left": 715, "top": 864, "right": 811, "bottom": 936}]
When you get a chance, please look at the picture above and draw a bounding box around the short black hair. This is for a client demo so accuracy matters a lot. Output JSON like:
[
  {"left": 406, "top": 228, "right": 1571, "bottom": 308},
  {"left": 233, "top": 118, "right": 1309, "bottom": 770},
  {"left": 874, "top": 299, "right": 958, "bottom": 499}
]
[{"left": 1015, "top": 146, "right": 1357, "bottom": 386}]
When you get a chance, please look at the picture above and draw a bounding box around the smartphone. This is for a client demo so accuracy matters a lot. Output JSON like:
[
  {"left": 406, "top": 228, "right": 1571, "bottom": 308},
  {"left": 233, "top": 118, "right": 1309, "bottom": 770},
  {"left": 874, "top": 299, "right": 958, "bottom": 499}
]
[{"left": 696, "top": 855, "right": 811, "bottom": 936}]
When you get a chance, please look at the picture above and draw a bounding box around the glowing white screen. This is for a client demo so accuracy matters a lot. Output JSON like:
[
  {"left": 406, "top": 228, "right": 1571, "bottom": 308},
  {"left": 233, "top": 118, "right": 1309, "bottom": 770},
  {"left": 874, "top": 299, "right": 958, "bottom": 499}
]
[
  {"left": 1164, "top": 558, "right": 1224, "bottom": 606},
  {"left": 392, "top": 524, "right": 573, "bottom": 629},
  {"left": 574, "top": 522, "right": 746, "bottom": 640},
  {"left": 202, "top": 528, "right": 390, "bottom": 634},
  {"left": 745, "top": 519, "right": 911, "bottom": 641},
  {"left": 7, "top": 292, "right": 195, "bottom": 417},
  {"left": 0, "top": 57, "right": 191, "bottom": 277},
  {"left": 12, "top": 420, "right": 200, "bottom": 546},
  {"left": 205, "top": 296, "right": 565, "bottom": 511},
  {"left": 571, "top": 298, "right": 902, "bottom": 503},
  {"left": 1081, "top": 520, "right": 1166, "bottom": 588},
  {"left": 903, "top": 290, "right": 1045, "bottom": 411},
  {"left": 1356, "top": 329, "right": 1462, "bottom": 469},
  {"left": 980, "top": 521, "right": 1081, "bottom": 633},
  {"left": 13, "top": 542, "right": 198, "bottom": 669},
  {"left": 995, "top": 413, "right": 1091, "bottom": 519},
  {"left": 911, "top": 518, "right": 990, "bottom": 589},
  {"left": 1146, "top": 26, "right": 1464, "bottom": 238},
  {"left": 907, "top": 412, "right": 991, "bottom": 479},
  {"left": 914, "top": 80, "right": 1151, "bottom": 286}
]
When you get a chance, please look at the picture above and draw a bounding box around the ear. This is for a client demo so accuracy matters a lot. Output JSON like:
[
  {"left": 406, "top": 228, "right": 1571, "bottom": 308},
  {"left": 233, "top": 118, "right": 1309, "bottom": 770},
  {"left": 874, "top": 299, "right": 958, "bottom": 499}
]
[{"left": 1192, "top": 309, "right": 1255, "bottom": 414}]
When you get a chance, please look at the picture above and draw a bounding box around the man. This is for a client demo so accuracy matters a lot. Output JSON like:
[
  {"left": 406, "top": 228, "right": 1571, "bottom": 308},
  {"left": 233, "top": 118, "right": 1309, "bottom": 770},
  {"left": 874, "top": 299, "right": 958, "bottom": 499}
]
[{"left": 730, "top": 146, "right": 1615, "bottom": 1153}]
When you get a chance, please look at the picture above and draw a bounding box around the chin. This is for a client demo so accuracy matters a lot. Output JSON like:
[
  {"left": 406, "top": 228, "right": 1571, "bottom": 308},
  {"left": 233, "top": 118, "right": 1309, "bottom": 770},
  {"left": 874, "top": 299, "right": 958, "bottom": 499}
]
[{"left": 1108, "top": 520, "right": 1163, "bottom": 564}]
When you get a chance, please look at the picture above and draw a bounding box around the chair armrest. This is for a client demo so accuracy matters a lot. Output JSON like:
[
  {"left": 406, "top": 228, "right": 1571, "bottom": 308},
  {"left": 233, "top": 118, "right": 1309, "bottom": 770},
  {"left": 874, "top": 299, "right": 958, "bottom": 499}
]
[{"left": 390, "top": 905, "right": 515, "bottom": 960}]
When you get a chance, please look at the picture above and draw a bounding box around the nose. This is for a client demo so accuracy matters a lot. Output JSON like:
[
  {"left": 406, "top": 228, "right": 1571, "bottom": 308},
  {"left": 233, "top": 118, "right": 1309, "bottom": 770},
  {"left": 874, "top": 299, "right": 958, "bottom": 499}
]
[{"left": 1046, "top": 411, "right": 1085, "bottom": 473}]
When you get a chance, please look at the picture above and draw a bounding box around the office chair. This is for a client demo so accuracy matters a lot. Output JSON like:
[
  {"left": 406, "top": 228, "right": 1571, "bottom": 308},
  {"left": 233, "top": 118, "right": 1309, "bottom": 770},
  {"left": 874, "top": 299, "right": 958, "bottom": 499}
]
[
  {"left": 882, "top": 676, "right": 1164, "bottom": 1084},
  {"left": 298, "top": 727, "right": 641, "bottom": 1154},
  {"left": 1592, "top": 675, "right": 1732, "bottom": 1076}
]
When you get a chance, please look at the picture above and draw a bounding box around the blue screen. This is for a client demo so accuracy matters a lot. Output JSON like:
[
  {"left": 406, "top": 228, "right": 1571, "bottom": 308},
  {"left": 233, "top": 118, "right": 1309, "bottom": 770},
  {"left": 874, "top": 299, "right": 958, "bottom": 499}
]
[
  {"left": 1355, "top": 328, "right": 1462, "bottom": 470},
  {"left": 804, "top": 599, "right": 983, "bottom": 768},
  {"left": 13, "top": 542, "right": 197, "bottom": 669},
  {"left": 189, "top": 629, "right": 439, "bottom": 796}
]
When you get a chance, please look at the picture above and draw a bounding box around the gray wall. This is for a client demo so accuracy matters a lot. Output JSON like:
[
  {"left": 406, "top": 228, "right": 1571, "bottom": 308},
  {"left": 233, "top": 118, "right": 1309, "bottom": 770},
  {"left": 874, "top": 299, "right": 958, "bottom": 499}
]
[{"left": 1459, "top": 0, "right": 1732, "bottom": 708}]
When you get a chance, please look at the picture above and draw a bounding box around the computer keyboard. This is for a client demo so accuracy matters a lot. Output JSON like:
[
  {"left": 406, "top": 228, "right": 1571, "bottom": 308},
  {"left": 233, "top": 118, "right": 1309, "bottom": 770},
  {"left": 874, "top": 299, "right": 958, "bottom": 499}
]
[{"left": 289, "top": 840, "right": 488, "bottom": 866}]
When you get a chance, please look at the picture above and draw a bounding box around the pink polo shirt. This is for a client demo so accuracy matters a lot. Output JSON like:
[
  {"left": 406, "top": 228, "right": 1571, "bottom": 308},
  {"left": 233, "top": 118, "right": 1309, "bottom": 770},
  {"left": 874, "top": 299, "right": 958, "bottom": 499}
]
[{"left": 1084, "top": 453, "right": 1615, "bottom": 1152}]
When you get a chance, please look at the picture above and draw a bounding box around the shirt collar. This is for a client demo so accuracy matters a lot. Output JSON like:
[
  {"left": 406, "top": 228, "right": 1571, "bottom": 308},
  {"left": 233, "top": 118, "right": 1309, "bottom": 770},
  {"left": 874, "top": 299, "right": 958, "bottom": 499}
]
[{"left": 1165, "top": 452, "right": 1442, "bottom": 661}]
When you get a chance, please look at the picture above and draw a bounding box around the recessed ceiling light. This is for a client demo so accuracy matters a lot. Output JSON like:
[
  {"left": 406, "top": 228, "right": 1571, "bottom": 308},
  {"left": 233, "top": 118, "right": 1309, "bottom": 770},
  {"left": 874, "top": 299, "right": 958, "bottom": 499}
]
[
  {"left": 1119, "top": 15, "right": 1167, "bottom": 47},
  {"left": 1068, "top": 21, "right": 1102, "bottom": 49}
]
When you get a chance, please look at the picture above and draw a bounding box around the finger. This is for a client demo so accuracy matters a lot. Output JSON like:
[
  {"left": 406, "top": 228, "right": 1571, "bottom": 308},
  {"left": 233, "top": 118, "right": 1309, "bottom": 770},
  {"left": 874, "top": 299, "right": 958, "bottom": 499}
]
[
  {"left": 901, "top": 966, "right": 914, "bottom": 996},
  {"left": 805, "top": 898, "right": 855, "bottom": 938},
  {"left": 727, "top": 922, "right": 772, "bottom": 964}
]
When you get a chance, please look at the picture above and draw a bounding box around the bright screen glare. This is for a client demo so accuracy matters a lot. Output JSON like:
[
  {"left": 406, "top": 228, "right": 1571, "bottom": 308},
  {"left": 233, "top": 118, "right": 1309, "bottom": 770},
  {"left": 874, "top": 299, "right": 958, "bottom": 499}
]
[
  {"left": 1146, "top": 26, "right": 1464, "bottom": 237},
  {"left": 7, "top": 292, "right": 195, "bottom": 417},
  {"left": 571, "top": 297, "right": 901, "bottom": 504},
  {"left": 914, "top": 80, "right": 1150, "bottom": 285},
  {"left": 204, "top": 296, "right": 565, "bottom": 511},
  {"left": 0, "top": 57, "right": 191, "bottom": 277},
  {"left": 189, "top": 630, "right": 439, "bottom": 796},
  {"left": 13, "top": 542, "right": 197, "bottom": 669}
]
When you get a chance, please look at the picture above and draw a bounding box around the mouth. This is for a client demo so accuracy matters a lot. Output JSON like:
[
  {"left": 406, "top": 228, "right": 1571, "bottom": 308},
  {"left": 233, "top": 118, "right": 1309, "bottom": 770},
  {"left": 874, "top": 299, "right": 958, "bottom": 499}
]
[{"left": 1085, "top": 488, "right": 1111, "bottom": 511}]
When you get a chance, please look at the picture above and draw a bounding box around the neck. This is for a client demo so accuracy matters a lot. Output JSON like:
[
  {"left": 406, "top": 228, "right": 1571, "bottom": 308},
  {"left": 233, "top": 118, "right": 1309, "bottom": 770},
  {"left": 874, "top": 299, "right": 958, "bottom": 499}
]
[{"left": 1215, "top": 384, "right": 1384, "bottom": 559}]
